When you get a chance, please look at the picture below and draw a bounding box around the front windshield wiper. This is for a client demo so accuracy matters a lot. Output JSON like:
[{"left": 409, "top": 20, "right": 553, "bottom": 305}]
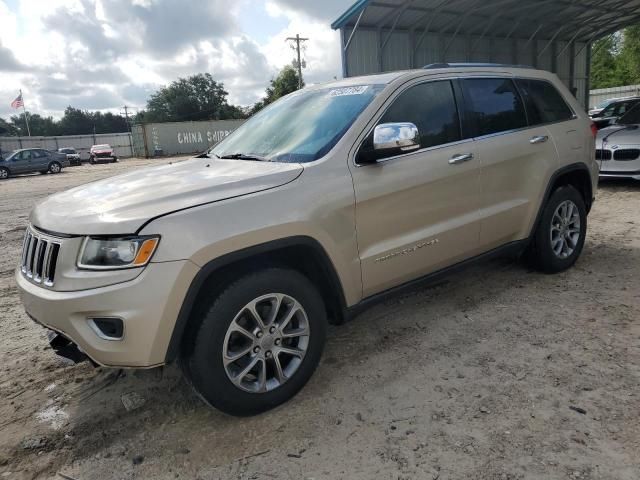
[{"left": 218, "top": 153, "right": 270, "bottom": 162}]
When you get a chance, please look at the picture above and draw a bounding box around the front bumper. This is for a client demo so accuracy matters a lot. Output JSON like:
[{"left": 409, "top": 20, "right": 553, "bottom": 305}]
[
  {"left": 16, "top": 260, "right": 199, "bottom": 368},
  {"left": 92, "top": 155, "right": 117, "bottom": 163}
]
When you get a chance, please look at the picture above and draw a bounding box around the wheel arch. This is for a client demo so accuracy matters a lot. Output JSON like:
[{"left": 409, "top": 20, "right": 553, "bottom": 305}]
[
  {"left": 531, "top": 162, "right": 594, "bottom": 237},
  {"left": 165, "top": 236, "right": 348, "bottom": 364}
]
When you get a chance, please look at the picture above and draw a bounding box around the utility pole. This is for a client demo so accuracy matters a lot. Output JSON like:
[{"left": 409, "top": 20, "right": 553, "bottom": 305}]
[
  {"left": 121, "top": 105, "right": 131, "bottom": 128},
  {"left": 286, "top": 34, "right": 309, "bottom": 89},
  {"left": 121, "top": 105, "right": 134, "bottom": 157}
]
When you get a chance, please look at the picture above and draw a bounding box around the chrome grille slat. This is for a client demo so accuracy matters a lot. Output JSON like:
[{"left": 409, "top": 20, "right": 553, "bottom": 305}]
[
  {"left": 33, "top": 240, "right": 47, "bottom": 283},
  {"left": 26, "top": 237, "right": 37, "bottom": 278},
  {"left": 20, "top": 228, "right": 62, "bottom": 287},
  {"left": 42, "top": 243, "right": 53, "bottom": 282},
  {"left": 21, "top": 231, "right": 32, "bottom": 273}
]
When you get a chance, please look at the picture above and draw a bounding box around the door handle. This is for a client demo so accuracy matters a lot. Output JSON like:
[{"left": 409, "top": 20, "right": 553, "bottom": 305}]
[
  {"left": 449, "top": 153, "right": 474, "bottom": 165},
  {"left": 530, "top": 135, "right": 549, "bottom": 144}
]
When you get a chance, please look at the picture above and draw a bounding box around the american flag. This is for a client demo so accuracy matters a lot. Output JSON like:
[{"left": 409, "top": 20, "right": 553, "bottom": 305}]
[{"left": 11, "top": 92, "right": 23, "bottom": 109}]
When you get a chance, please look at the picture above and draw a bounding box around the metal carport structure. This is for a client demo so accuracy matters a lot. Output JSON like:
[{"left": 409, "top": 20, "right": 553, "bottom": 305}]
[{"left": 332, "top": 0, "right": 640, "bottom": 108}]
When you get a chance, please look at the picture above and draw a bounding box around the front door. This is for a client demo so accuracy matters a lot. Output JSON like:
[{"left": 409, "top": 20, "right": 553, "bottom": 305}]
[
  {"left": 10, "top": 150, "right": 32, "bottom": 173},
  {"left": 349, "top": 79, "right": 482, "bottom": 298}
]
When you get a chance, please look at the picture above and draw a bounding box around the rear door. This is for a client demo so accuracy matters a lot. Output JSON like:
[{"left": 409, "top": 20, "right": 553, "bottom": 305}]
[
  {"left": 458, "top": 77, "right": 560, "bottom": 250},
  {"left": 349, "top": 79, "right": 482, "bottom": 298},
  {"left": 31, "top": 149, "right": 50, "bottom": 170}
]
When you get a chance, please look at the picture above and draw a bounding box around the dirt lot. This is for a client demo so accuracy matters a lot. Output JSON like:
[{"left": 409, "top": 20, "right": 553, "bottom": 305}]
[{"left": 0, "top": 159, "right": 639, "bottom": 480}]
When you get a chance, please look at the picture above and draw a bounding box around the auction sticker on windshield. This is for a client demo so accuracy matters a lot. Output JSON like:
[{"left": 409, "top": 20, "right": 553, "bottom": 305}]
[{"left": 328, "top": 86, "right": 369, "bottom": 97}]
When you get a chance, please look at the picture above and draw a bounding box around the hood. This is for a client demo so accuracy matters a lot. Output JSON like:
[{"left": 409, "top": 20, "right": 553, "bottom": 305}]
[
  {"left": 596, "top": 125, "right": 640, "bottom": 148},
  {"left": 30, "top": 158, "right": 303, "bottom": 235}
]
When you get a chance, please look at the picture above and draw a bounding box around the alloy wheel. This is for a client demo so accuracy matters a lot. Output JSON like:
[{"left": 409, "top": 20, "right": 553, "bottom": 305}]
[
  {"left": 222, "top": 293, "right": 310, "bottom": 393},
  {"left": 550, "top": 200, "right": 581, "bottom": 259}
]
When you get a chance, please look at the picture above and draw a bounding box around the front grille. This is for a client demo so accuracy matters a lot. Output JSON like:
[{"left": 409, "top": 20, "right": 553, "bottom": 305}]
[
  {"left": 21, "top": 229, "right": 61, "bottom": 287},
  {"left": 596, "top": 149, "right": 612, "bottom": 160},
  {"left": 95, "top": 152, "right": 112, "bottom": 158},
  {"left": 613, "top": 149, "right": 640, "bottom": 161}
]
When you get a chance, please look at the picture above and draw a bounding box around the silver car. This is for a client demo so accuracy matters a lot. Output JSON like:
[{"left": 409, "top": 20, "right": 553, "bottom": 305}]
[
  {"left": 0, "top": 148, "right": 70, "bottom": 180},
  {"left": 596, "top": 105, "right": 640, "bottom": 180}
]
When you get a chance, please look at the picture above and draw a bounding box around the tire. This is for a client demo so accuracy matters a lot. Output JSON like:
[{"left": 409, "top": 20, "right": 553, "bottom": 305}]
[
  {"left": 89, "top": 156, "right": 95, "bottom": 165},
  {"left": 0, "top": 167, "right": 8, "bottom": 180},
  {"left": 183, "top": 268, "right": 327, "bottom": 416},
  {"left": 48, "top": 162, "right": 62, "bottom": 174},
  {"left": 527, "top": 185, "right": 587, "bottom": 273}
]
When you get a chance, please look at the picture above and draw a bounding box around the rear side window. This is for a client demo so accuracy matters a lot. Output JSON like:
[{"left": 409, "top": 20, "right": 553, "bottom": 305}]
[
  {"left": 460, "top": 78, "right": 527, "bottom": 137},
  {"left": 516, "top": 79, "right": 574, "bottom": 125},
  {"left": 379, "top": 80, "right": 461, "bottom": 149}
]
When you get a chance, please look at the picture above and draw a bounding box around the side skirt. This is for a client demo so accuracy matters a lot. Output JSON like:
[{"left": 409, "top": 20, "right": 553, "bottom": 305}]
[{"left": 346, "top": 239, "right": 529, "bottom": 320}]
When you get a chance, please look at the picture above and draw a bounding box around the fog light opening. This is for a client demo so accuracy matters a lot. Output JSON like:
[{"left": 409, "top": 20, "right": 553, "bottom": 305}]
[{"left": 88, "top": 317, "right": 124, "bottom": 341}]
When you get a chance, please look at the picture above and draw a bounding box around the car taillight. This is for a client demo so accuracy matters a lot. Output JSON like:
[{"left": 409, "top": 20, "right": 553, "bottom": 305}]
[{"left": 590, "top": 122, "right": 598, "bottom": 138}]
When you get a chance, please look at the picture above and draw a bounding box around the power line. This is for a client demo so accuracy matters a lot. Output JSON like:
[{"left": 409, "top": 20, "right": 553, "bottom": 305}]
[{"left": 286, "top": 34, "right": 309, "bottom": 89}]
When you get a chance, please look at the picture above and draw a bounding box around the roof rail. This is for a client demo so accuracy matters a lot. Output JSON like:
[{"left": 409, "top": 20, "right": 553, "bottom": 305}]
[{"left": 423, "top": 62, "right": 535, "bottom": 70}]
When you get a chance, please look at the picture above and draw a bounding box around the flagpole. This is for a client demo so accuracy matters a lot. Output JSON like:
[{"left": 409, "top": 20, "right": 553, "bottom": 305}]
[{"left": 21, "top": 90, "right": 31, "bottom": 137}]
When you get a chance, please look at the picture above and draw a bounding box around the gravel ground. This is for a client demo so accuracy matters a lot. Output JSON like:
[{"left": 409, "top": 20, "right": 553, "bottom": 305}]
[{"left": 0, "top": 159, "right": 639, "bottom": 480}]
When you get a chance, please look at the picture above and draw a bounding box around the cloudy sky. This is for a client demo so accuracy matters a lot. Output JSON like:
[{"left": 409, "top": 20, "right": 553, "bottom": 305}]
[{"left": 0, "top": 0, "right": 350, "bottom": 119}]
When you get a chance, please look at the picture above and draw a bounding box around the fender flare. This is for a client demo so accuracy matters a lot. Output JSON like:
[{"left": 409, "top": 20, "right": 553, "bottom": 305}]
[
  {"left": 530, "top": 162, "right": 593, "bottom": 237},
  {"left": 164, "top": 236, "right": 347, "bottom": 363}
]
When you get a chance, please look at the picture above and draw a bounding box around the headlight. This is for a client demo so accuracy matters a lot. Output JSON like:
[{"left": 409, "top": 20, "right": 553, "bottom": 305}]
[{"left": 78, "top": 236, "right": 160, "bottom": 270}]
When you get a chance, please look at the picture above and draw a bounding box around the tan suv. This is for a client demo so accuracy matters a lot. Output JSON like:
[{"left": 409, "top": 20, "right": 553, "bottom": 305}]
[{"left": 16, "top": 64, "right": 597, "bottom": 415}]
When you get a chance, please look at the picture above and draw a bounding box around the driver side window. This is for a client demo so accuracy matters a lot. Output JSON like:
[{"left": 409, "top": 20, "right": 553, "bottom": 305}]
[{"left": 379, "top": 80, "right": 462, "bottom": 150}]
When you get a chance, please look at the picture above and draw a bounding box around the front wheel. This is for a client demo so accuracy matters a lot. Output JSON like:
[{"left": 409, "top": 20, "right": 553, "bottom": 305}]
[
  {"left": 0, "top": 167, "right": 8, "bottom": 180},
  {"left": 527, "top": 185, "right": 587, "bottom": 273},
  {"left": 183, "top": 268, "right": 327, "bottom": 416},
  {"left": 48, "top": 162, "right": 62, "bottom": 174}
]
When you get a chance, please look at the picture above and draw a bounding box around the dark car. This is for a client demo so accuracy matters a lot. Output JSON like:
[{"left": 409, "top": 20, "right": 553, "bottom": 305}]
[
  {"left": 591, "top": 97, "right": 640, "bottom": 130},
  {"left": 58, "top": 147, "right": 82, "bottom": 166},
  {"left": 0, "top": 148, "right": 70, "bottom": 180}
]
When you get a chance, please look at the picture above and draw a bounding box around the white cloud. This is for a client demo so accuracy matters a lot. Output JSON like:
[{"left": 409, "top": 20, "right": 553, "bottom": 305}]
[{"left": 0, "top": 0, "right": 349, "bottom": 119}]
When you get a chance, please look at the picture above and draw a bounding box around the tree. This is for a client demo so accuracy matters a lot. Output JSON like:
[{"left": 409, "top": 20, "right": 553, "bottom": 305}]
[
  {"left": 617, "top": 26, "right": 640, "bottom": 85},
  {"left": 0, "top": 117, "right": 17, "bottom": 136},
  {"left": 591, "top": 26, "right": 640, "bottom": 89},
  {"left": 591, "top": 35, "right": 621, "bottom": 89},
  {"left": 144, "top": 73, "right": 245, "bottom": 123},
  {"left": 250, "top": 66, "right": 304, "bottom": 115}
]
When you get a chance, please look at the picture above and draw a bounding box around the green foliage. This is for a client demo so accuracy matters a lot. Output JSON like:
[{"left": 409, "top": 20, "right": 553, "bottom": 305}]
[
  {"left": 141, "top": 73, "right": 245, "bottom": 123},
  {"left": 591, "top": 27, "right": 640, "bottom": 89},
  {"left": 0, "top": 117, "right": 17, "bottom": 135},
  {"left": 1, "top": 107, "right": 129, "bottom": 137},
  {"left": 251, "top": 66, "right": 303, "bottom": 115}
]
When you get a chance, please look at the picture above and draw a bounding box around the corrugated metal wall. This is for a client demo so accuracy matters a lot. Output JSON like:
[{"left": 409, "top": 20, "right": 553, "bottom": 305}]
[
  {"left": 0, "top": 133, "right": 133, "bottom": 160},
  {"left": 589, "top": 84, "right": 640, "bottom": 108},
  {"left": 131, "top": 119, "right": 245, "bottom": 158},
  {"left": 342, "top": 27, "right": 589, "bottom": 107}
]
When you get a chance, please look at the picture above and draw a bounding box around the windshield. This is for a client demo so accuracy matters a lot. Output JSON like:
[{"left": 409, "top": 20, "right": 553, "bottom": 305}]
[
  {"left": 94, "top": 145, "right": 110, "bottom": 149},
  {"left": 211, "top": 85, "right": 384, "bottom": 163},
  {"left": 617, "top": 103, "right": 640, "bottom": 125},
  {"left": 595, "top": 100, "right": 615, "bottom": 109}
]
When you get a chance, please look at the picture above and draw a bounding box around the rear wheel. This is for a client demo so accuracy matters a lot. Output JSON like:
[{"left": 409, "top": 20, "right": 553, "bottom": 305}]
[
  {"left": 0, "top": 167, "right": 8, "bottom": 180},
  {"left": 183, "top": 268, "right": 327, "bottom": 416},
  {"left": 48, "top": 162, "right": 62, "bottom": 174},
  {"left": 527, "top": 185, "right": 587, "bottom": 273}
]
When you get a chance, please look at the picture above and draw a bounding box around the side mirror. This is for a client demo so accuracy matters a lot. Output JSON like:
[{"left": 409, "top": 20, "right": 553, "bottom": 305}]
[{"left": 358, "top": 122, "right": 420, "bottom": 164}]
